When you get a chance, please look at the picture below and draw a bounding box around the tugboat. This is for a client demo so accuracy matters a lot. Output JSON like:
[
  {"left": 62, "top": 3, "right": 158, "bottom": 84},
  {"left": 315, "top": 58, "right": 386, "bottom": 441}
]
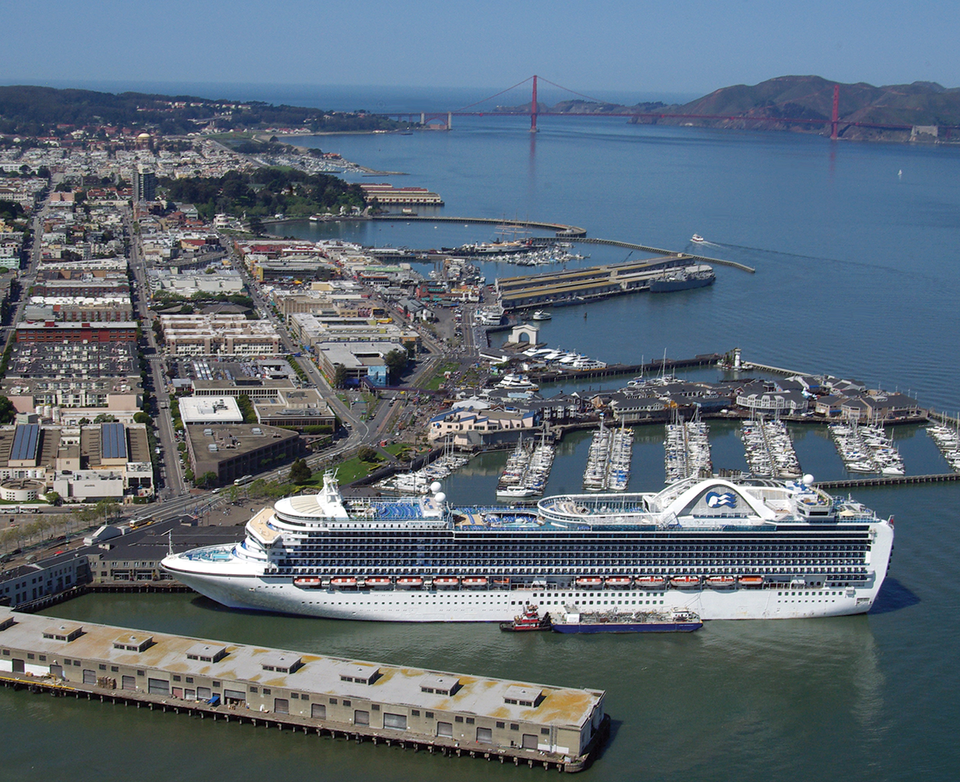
[{"left": 499, "top": 604, "right": 553, "bottom": 632}]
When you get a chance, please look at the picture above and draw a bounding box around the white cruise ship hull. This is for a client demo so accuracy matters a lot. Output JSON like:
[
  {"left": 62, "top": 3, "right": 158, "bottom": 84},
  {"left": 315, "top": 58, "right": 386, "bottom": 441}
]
[
  {"left": 162, "top": 473, "right": 895, "bottom": 623},
  {"left": 165, "top": 567, "right": 887, "bottom": 622}
]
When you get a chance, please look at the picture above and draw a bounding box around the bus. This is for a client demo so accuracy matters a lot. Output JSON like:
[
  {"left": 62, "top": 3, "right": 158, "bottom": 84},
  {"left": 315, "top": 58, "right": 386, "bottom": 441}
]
[{"left": 234, "top": 474, "right": 254, "bottom": 486}]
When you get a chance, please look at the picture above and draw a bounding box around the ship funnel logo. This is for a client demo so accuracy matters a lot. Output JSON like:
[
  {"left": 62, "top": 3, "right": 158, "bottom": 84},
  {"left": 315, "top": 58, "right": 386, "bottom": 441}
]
[{"left": 705, "top": 491, "right": 737, "bottom": 508}]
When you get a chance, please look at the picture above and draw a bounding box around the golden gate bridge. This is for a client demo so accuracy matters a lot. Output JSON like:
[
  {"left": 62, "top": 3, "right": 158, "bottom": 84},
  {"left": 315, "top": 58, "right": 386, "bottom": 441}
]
[{"left": 385, "top": 74, "right": 931, "bottom": 140}]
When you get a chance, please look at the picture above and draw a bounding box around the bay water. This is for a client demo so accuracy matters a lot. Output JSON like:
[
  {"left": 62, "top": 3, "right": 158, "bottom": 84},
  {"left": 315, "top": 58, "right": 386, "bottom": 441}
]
[{"left": 11, "top": 104, "right": 960, "bottom": 781}]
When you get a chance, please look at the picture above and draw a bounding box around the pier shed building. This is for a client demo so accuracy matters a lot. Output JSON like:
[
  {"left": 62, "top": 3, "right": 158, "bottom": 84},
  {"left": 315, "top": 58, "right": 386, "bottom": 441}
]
[{"left": 0, "top": 607, "right": 606, "bottom": 769}]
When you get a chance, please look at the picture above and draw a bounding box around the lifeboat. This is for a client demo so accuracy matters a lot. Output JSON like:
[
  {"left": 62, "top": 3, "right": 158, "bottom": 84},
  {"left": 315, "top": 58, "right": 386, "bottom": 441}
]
[
  {"left": 330, "top": 577, "right": 357, "bottom": 588},
  {"left": 670, "top": 575, "right": 701, "bottom": 589},
  {"left": 365, "top": 577, "right": 393, "bottom": 588},
  {"left": 575, "top": 577, "right": 604, "bottom": 588},
  {"left": 605, "top": 576, "right": 632, "bottom": 588},
  {"left": 705, "top": 575, "right": 737, "bottom": 589},
  {"left": 396, "top": 577, "right": 423, "bottom": 588},
  {"left": 493, "top": 578, "right": 511, "bottom": 587},
  {"left": 293, "top": 576, "right": 323, "bottom": 588},
  {"left": 462, "top": 577, "right": 488, "bottom": 587},
  {"left": 434, "top": 577, "right": 460, "bottom": 588},
  {"left": 634, "top": 576, "right": 666, "bottom": 589},
  {"left": 738, "top": 575, "right": 765, "bottom": 587}
]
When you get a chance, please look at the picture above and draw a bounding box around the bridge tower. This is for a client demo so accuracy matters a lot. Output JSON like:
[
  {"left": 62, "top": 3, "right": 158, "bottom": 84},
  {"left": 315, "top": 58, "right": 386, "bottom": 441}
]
[
  {"left": 830, "top": 85, "right": 839, "bottom": 140},
  {"left": 531, "top": 74, "right": 539, "bottom": 133}
]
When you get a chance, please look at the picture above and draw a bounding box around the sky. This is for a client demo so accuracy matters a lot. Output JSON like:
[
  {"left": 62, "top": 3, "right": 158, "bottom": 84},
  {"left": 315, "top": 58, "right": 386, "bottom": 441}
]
[{"left": 2, "top": 0, "right": 958, "bottom": 102}]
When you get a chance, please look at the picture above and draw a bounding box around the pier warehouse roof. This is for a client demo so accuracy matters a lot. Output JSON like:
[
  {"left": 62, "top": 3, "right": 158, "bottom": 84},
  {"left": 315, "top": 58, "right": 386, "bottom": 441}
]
[{"left": 0, "top": 607, "right": 605, "bottom": 759}]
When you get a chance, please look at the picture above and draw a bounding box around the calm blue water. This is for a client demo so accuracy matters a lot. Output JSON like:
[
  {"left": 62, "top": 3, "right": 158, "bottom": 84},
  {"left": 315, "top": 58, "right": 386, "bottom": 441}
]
[{"left": 12, "top": 92, "right": 960, "bottom": 781}]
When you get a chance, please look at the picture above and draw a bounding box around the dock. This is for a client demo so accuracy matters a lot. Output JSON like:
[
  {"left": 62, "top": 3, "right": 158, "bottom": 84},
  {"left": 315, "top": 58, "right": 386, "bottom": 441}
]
[
  {"left": 495, "top": 254, "right": 712, "bottom": 311},
  {"left": 0, "top": 607, "right": 607, "bottom": 773},
  {"left": 817, "top": 473, "right": 960, "bottom": 489}
]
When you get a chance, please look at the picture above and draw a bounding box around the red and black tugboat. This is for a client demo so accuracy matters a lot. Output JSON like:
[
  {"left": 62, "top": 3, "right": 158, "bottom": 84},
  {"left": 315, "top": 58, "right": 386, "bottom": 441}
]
[{"left": 499, "top": 604, "right": 552, "bottom": 632}]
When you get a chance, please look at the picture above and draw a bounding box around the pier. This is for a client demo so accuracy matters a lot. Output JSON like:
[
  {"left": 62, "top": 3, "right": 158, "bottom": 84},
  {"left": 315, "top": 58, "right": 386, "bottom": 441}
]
[
  {"left": 371, "top": 214, "right": 587, "bottom": 237},
  {"left": 0, "top": 607, "right": 607, "bottom": 773},
  {"left": 495, "top": 255, "right": 715, "bottom": 312},
  {"left": 576, "top": 237, "right": 756, "bottom": 273},
  {"left": 817, "top": 473, "right": 960, "bottom": 489}
]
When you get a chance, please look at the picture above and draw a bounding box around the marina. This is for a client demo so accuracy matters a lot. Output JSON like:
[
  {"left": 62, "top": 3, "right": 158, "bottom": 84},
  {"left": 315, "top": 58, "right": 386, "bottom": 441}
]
[
  {"left": 581, "top": 418, "right": 632, "bottom": 491},
  {"left": 926, "top": 423, "right": 960, "bottom": 471},
  {"left": 664, "top": 416, "right": 713, "bottom": 483},
  {"left": 495, "top": 435, "right": 557, "bottom": 499},
  {"left": 829, "top": 421, "right": 905, "bottom": 475},
  {"left": 740, "top": 418, "right": 802, "bottom": 479}
]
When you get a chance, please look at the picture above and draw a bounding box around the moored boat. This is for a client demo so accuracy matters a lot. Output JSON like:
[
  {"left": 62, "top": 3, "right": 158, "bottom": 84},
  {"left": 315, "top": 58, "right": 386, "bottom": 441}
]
[
  {"left": 162, "top": 471, "right": 894, "bottom": 623},
  {"left": 499, "top": 604, "right": 553, "bottom": 632},
  {"left": 551, "top": 608, "right": 702, "bottom": 634}
]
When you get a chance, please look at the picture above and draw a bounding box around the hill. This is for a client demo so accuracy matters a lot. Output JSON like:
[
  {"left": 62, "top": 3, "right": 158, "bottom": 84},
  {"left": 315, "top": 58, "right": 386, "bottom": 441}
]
[
  {"left": 0, "top": 85, "right": 406, "bottom": 137},
  {"left": 672, "top": 75, "right": 960, "bottom": 139},
  {"left": 499, "top": 76, "right": 960, "bottom": 141}
]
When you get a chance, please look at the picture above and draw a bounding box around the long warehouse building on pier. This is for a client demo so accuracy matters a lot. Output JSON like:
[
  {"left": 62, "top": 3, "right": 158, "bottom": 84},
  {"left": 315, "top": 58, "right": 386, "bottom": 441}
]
[
  {"left": 0, "top": 607, "right": 607, "bottom": 771},
  {"left": 495, "top": 254, "right": 711, "bottom": 311}
]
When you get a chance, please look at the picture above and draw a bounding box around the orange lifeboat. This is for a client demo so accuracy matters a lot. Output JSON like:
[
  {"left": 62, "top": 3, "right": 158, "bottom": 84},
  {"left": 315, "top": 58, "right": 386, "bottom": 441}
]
[
  {"left": 705, "top": 575, "right": 737, "bottom": 589},
  {"left": 738, "top": 575, "right": 765, "bottom": 587},
  {"left": 293, "top": 576, "right": 323, "bottom": 588},
  {"left": 396, "top": 577, "right": 424, "bottom": 588},
  {"left": 330, "top": 577, "right": 357, "bottom": 588},
  {"left": 634, "top": 575, "right": 666, "bottom": 589},
  {"left": 670, "top": 575, "right": 701, "bottom": 589},
  {"left": 605, "top": 576, "right": 632, "bottom": 588},
  {"left": 462, "top": 577, "right": 488, "bottom": 587},
  {"left": 434, "top": 577, "right": 460, "bottom": 588},
  {"left": 365, "top": 577, "right": 393, "bottom": 588},
  {"left": 575, "top": 577, "right": 604, "bottom": 588}
]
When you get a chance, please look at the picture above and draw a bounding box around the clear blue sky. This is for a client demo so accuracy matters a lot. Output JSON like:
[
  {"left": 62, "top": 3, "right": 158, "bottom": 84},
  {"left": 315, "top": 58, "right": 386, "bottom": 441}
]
[{"left": 3, "top": 0, "right": 957, "bottom": 98}]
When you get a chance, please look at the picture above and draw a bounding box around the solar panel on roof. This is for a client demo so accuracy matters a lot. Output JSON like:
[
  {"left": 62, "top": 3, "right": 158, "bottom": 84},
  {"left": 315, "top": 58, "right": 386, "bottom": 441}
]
[
  {"left": 10, "top": 424, "right": 40, "bottom": 462},
  {"left": 102, "top": 422, "right": 128, "bottom": 460}
]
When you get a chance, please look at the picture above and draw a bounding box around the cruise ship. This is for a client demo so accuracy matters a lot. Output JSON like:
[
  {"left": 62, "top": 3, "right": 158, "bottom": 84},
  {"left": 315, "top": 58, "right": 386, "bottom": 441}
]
[{"left": 161, "top": 472, "right": 894, "bottom": 622}]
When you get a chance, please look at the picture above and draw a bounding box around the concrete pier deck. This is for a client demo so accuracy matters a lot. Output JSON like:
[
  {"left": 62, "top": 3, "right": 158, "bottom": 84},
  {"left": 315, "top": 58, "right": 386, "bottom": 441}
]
[{"left": 0, "top": 607, "right": 607, "bottom": 772}]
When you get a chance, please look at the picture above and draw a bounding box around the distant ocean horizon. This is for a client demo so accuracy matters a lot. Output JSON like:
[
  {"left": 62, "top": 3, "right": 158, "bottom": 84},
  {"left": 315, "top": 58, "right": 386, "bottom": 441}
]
[{"left": 0, "top": 79, "right": 700, "bottom": 114}]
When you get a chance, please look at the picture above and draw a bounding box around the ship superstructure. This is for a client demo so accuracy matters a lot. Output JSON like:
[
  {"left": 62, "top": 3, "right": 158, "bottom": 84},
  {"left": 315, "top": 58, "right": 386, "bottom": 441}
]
[{"left": 162, "top": 472, "right": 893, "bottom": 622}]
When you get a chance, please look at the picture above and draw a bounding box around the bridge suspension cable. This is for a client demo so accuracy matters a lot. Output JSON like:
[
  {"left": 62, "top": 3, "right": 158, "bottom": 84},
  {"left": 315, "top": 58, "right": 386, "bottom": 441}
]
[{"left": 451, "top": 77, "right": 534, "bottom": 113}]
